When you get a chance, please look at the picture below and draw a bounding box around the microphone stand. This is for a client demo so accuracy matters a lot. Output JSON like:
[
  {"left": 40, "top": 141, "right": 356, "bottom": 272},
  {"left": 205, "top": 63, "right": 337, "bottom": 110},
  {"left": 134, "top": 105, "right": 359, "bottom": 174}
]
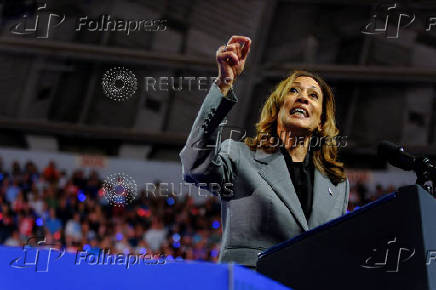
[{"left": 414, "top": 156, "right": 436, "bottom": 197}]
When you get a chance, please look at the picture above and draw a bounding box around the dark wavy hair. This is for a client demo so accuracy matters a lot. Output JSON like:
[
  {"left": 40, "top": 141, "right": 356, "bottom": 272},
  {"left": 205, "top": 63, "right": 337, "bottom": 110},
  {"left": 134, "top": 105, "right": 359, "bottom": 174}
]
[{"left": 244, "top": 70, "right": 346, "bottom": 185}]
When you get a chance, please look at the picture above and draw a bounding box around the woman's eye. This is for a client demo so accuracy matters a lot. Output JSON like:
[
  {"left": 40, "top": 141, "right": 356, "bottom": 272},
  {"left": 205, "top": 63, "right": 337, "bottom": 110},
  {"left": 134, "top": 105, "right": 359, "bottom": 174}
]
[
  {"left": 290, "top": 87, "right": 298, "bottom": 93},
  {"left": 310, "top": 93, "right": 318, "bottom": 99}
]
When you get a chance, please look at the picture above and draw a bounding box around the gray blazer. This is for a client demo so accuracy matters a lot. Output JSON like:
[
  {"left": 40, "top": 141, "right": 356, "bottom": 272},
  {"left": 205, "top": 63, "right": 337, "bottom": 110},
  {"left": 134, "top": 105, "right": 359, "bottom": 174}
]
[{"left": 179, "top": 82, "right": 350, "bottom": 267}]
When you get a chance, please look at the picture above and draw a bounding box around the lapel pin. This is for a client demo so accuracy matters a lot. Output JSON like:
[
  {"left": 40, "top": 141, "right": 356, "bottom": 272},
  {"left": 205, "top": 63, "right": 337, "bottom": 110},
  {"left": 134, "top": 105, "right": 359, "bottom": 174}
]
[{"left": 328, "top": 187, "right": 334, "bottom": 196}]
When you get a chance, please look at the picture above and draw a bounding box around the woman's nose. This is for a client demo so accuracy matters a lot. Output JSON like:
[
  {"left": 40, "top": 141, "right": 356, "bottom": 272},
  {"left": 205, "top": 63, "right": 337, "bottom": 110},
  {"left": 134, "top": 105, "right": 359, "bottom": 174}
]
[{"left": 295, "top": 92, "right": 310, "bottom": 104}]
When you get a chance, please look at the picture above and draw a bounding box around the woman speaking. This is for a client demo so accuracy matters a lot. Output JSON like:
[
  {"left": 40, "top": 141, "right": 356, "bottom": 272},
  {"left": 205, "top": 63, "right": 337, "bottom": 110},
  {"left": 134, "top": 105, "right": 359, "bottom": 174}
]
[{"left": 180, "top": 35, "right": 349, "bottom": 269}]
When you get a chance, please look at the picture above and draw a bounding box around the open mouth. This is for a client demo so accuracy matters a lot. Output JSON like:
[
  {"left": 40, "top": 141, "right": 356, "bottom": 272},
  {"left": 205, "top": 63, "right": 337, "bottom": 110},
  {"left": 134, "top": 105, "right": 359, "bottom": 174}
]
[{"left": 289, "top": 107, "right": 309, "bottom": 118}]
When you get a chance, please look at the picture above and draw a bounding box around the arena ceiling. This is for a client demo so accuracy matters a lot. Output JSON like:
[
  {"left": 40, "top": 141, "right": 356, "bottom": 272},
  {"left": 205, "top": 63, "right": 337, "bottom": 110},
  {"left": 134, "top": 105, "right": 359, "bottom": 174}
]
[{"left": 0, "top": 0, "right": 435, "bottom": 167}]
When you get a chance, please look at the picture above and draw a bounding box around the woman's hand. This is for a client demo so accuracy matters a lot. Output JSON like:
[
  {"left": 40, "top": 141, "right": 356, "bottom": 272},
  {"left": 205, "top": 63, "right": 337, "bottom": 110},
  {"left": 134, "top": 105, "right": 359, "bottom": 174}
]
[{"left": 215, "top": 35, "right": 251, "bottom": 96}]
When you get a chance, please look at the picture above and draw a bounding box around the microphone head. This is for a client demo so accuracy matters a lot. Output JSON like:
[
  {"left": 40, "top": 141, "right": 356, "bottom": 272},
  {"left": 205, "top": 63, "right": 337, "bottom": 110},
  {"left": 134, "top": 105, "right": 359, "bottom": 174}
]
[{"left": 377, "top": 140, "right": 415, "bottom": 171}]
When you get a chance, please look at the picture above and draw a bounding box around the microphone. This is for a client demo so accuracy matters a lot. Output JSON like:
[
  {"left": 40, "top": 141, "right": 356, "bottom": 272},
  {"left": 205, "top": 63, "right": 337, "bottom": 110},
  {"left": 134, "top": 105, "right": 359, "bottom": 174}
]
[
  {"left": 377, "top": 140, "right": 436, "bottom": 196},
  {"left": 377, "top": 140, "right": 415, "bottom": 171}
]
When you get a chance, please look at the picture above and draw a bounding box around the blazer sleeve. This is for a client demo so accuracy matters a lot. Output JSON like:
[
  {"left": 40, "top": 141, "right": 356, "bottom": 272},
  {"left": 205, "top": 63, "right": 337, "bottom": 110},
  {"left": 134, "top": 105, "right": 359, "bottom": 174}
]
[
  {"left": 342, "top": 178, "right": 350, "bottom": 215},
  {"left": 179, "top": 82, "right": 239, "bottom": 197}
]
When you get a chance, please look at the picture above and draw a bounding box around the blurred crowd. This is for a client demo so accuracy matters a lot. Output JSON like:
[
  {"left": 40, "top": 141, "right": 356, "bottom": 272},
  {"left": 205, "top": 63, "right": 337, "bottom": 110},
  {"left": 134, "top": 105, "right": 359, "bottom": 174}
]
[
  {"left": 0, "top": 160, "right": 222, "bottom": 262},
  {"left": 347, "top": 181, "right": 396, "bottom": 212},
  {"left": 0, "top": 159, "right": 398, "bottom": 262}
]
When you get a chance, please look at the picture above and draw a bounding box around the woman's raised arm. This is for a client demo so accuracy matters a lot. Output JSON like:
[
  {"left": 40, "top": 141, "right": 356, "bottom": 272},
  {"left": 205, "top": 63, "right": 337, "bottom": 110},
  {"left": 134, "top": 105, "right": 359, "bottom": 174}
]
[{"left": 179, "top": 36, "right": 251, "bottom": 197}]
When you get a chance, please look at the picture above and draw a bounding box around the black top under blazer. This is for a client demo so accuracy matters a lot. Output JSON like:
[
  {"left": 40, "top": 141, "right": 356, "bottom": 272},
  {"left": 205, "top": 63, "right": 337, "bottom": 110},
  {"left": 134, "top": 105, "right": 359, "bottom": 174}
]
[{"left": 179, "top": 82, "right": 350, "bottom": 267}]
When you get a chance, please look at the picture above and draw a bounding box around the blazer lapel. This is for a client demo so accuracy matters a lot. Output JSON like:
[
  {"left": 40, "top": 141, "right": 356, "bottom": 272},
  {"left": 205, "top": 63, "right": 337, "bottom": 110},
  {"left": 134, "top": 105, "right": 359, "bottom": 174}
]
[
  {"left": 309, "top": 169, "right": 339, "bottom": 229},
  {"left": 254, "top": 148, "right": 309, "bottom": 231}
]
